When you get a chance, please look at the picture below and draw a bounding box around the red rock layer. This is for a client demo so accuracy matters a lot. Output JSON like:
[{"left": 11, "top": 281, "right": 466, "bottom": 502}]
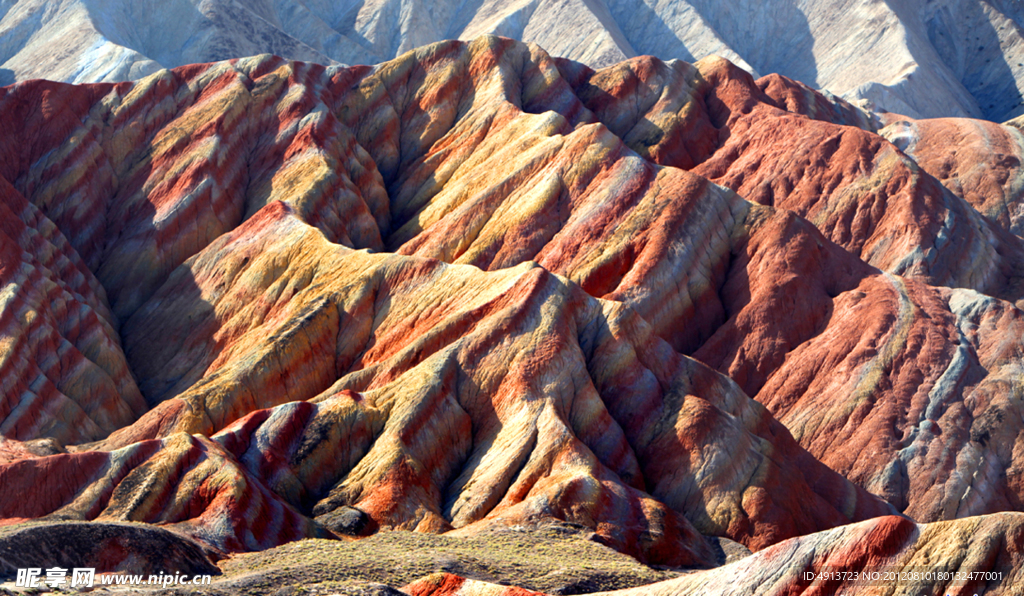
[
  {"left": 0, "top": 175, "right": 145, "bottom": 445},
  {"left": 4, "top": 36, "right": 1024, "bottom": 564},
  {"left": 691, "top": 58, "right": 1024, "bottom": 303},
  {"left": 0, "top": 58, "right": 387, "bottom": 322},
  {"left": 329, "top": 40, "right": 1024, "bottom": 523},
  {"left": 592, "top": 513, "right": 1024, "bottom": 596},
  {"left": 0, "top": 436, "right": 63, "bottom": 464},
  {"left": 755, "top": 73, "right": 878, "bottom": 131},
  {"left": 358, "top": 45, "right": 1024, "bottom": 524},
  {"left": 405, "top": 573, "right": 546, "bottom": 596},
  {"left": 323, "top": 48, "right": 1024, "bottom": 526},
  {"left": 555, "top": 54, "right": 1024, "bottom": 302},
  {"left": 91, "top": 205, "right": 891, "bottom": 563},
  {"left": 749, "top": 276, "right": 1024, "bottom": 519},
  {"left": 880, "top": 116, "right": 1024, "bottom": 237},
  {"left": 0, "top": 431, "right": 326, "bottom": 554}
]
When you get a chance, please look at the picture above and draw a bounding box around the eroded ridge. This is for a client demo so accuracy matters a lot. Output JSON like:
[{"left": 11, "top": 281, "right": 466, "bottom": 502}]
[{"left": 1, "top": 37, "right": 1023, "bottom": 583}]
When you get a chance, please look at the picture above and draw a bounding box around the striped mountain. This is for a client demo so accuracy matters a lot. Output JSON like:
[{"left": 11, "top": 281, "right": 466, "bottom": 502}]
[
  {"left": 1, "top": 0, "right": 1023, "bottom": 120},
  {"left": 0, "top": 36, "right": 1023, "bottom": 591}
]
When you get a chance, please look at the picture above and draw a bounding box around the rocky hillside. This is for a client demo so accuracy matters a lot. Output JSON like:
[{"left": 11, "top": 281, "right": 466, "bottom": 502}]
[
  {"left": 1, "top": 0, "right": 1023, "bottom": 120},
  {"left": 1, "top": 36, "right": 1024, "bottom": 594},
  {"left": 403, "top": 514, "right": 1024, "bottom": 596}
]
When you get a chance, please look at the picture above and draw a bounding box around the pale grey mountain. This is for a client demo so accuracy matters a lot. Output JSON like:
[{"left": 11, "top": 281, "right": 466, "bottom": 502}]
[{"left": 1, "top": 0, "right": 1022, "bottom": 120}]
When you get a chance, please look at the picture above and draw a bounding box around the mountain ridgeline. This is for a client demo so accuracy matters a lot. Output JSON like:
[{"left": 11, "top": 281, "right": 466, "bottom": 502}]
[{"left": 0, "top": 35, "right": 1023, "bottom": 594}]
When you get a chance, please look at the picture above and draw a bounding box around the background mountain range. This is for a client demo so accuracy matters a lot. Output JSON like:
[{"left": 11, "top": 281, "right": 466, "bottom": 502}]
[{"left": 1, "top": 0, "right": 1024, "bottom": 120}]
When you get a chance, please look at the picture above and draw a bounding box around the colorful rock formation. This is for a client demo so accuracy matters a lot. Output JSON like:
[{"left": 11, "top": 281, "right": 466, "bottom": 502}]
[
  {"left": 406, "top": 573, "right": 547, "bottom": 596},
  {"left": 2, "top": 1, "right": 1023, "bottom": 120},
  {"left": 0, "top": 431, "right": 329, "bottom": 554},
  {"left": 1, "top": 35, "right": 1024, "bottom": 593},
  {"left": 880, "top": 115, "right": 1024, "bottom": 238},
  {"left": 3, "top": 199, "right": 898, "bottom": 564}
]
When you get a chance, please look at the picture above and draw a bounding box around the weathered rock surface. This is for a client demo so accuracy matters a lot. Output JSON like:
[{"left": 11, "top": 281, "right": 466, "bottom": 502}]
[
  {"left": 3, "top": 201, "right": 896, "bottom": 563},
  {"left": 880, "top": 115, "right": 1024, "bottom": 238},
  {"left": 404, "top": 514, "right": 1024, "bottom": 595},
  {"left": 1, "top": 1, "right": 1023, "bottom": 120},
  {"left": 0, "top": 175, "right": 146, "bottom": 445},
  {"left": 691, "top": 58, "right": 1024, "bottom": 303},
  {"left": 317, "top": 42, "right": 1024, "bottom": 522},
  {"left": 3, "top": 35, "right": 1024, "bottom": 587},
  {"left": 0, "top": 431, "right": 329, "bottom": 554},
  {"left": 405, "top": 574, "right": 546, "bottom": 596},
  {"left": 75, "top": 515, "right": 1021, "bottom": 595}
]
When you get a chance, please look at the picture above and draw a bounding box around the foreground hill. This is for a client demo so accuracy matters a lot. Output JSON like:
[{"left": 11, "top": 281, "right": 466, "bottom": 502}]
[
  {"left": 403, "top": 514, "right": 1024, "bottom": 595},
  {"left": 1, "top": 0, "right": 1023, "bottom": 119},
  {"left": 1, "top": 36, "right": 1024, "bottom": 593}
]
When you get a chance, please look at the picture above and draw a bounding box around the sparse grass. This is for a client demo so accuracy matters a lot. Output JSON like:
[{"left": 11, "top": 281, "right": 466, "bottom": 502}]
[
  {"left": 188, "top": 522, "right": 682, "bottom": 595},
  {"left": 0, "top": 521, "right": 730, "bottom": 595}
]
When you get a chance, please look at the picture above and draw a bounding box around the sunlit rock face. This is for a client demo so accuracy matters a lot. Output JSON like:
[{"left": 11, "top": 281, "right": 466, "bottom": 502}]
[
  {"left": 2, "top": 36, "right": 1024, "bottom": 592},
  {"left": 1, "top": 0, "right": 1023, "bottom": 120},
  {"left": 880, "top": 115, "right": 1024, "bottom": 238}
]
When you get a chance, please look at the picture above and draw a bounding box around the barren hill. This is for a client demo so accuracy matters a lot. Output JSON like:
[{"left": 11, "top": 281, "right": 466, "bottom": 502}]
[
  {"left": 1, "top": 0, "right": 1023, "bottom": 119},
  {"left": 1, "top": 35, "right": 1024, "bottom": 594}
]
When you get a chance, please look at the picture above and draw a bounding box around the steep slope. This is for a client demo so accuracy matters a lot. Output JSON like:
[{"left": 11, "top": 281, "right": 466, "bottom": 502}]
[
  {"left": 599, "top": 513, "right": 1024, "bottom": 595},
  {"left": 0, "top": 57, "right": 388, "bottom": 321},
  {"left": 0, "top": 38, "right": 1016, "bottom": 528},
  {"left": 1, "top": 0, "right": 1023, "bottom": 119},
  {"left": 0, "top": 431, "right": 330, "bottom": 554},
  {"left": 0, "top": 175, "right": 145, "bottom": 445},
  {"left": 0, "top": 0, "right": 335, "bottom": 84},
  {"left": 553, "top": 54, "right": 1024, "bottom": 302},
  {"left": 543, "top": 53, "right": 1024, "bottom": 520},
  {"left": 2, "top": 203, "right": 896, "bottom": 563},
  {"left": 632, "top": 0, "right": 1024, "bottom": 122},
  {"left": 3, "top": 36, "right": 1024, "bottom": 582},
  {"left": 880, "top": 115, "right": 1024, "bottom": 238},
  {"left": 322, "top": 43, "right": 1024, "bottom": 523}
]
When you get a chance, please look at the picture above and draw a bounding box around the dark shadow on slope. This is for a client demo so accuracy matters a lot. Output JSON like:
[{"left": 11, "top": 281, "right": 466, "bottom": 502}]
[
  {"left": 443, "top": 0, "right": 490, "bottom": 40},
  {"left": 0, "top": 174, "right": 150, "bottom": 445},
  {"left": 604, "top": 0, "right": 698, "bottom": 63},
  {"left": 1, "top": 58, "right": 399, "bottom": 440},
  {"left": 744, "top": 0, "right": 819, "bottom": 87},
  {"left": 199, "top": 1, "right": 336, "bottom": 66},
  {"left": 925, "top": 1, "right": 1024, "bottom": 121},
  {"left": 0, "top": 69, "right": 14, "bottom": 87},
  {"left": 691, "top": 209, "right": 857, "bottom": 398},
  {"left": 0, "top": 522, "right": 220, "bottom": 578},
  {"left": 336, "top": 43, "right": 486, "bottom": 237},
  {"left": 317, "top": 0, "right": 388, "bottom": 60},
  {"left": 605, "top": 0, "right": 818, "bottom": 88},
  {"left": 121, "top": 265, "right": 218, "bottom": 408}
]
